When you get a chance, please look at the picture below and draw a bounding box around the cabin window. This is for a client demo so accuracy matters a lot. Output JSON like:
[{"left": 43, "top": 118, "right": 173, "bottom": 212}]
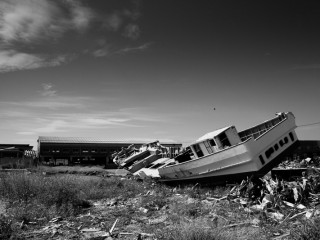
[
  {"left": 73, "top": 149, "right": 79, "bottom": 153},
  {"left": 259, "top": 155, "right": 265, "bottom": 165},
  {"left": 284, "top": 137, "right": 289, "bottom": 144},
  {"left": 265, "top": 147, "right": 274, "bottom": 159},
  {"left": 82, "top": 149, "right": 89, "bottom": 153},
  {"left": 193, "top": 144, "right": 204, "bottom": 158},
  {"left": 289, "top": 132, "right": 295, "bottom": 142},
  {"left": 43, "top": 148, "right": 50, "bottom": 153},
  {"left": 279, "top": 140, "right": 284, "bottom": 147},
  {"left": 219, "top": 132, "right": 231, "bottom": 147},
  {"left": 204, "top": 141, "right": 214, "bottom": 154},
  {"left": 63, "top": 149, "right": 70, "bottom": 153},
  {"left": 209, "top": 139, "right": 216, "bottom": 147},
  {"left": 274, "top": 144, "right": 279, "bottom": 151}
]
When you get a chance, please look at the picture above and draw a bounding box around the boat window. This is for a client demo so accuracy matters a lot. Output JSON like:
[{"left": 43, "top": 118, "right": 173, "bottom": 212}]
[
  {"left": 265, "top": 147, "right": 274, "bottom": 159},
  {"left": 259, "top": 155, "right": 265, "bottom": 165},
  {"left": 219, "top": 132, "right": 231, "bottom": 147},
  {"left": 284, "top": 137, "right": 289, "bottom": 144},
  {"left": 204, "top": 141, "right": 214, "bottom": 154},
  {"left": 279, "top": 140, "right": 284, "bottom": 147},
  {"left": 274, "top": 144, "right": 279, "bottom": 151},
  {"left": 289, "top": 132, "right": 295, "bottom": 142},
  {"left": 209, "top": 139, "right": 216, "bottom": 146},
  {"left": 193, "top": 144, "right": 204, "bottom": 158}
]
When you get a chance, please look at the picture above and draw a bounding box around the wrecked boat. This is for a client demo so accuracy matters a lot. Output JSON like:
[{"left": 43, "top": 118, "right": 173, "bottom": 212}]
[
  {"left": 137, "top": 112, "right": 299, "bottom": 184},
  {"left": 113, "top": 141, "right": 169, "bottom": 171}
]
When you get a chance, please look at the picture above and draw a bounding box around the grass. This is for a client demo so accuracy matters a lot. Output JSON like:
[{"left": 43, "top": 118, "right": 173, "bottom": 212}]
[
  {"left": 290, "top": 217, "right": 320, "bottom": 240},
  {"left": 155, "top": 222, "right": 231, "bottom": 240},
  {"left": 0, "top": 215, "right": 12, "bottom": 239},
  {"left": 1, "top": 170, "right": 320, "bottom": 239}
]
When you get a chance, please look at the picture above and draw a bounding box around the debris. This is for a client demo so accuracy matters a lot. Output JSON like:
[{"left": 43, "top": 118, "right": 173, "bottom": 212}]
[
  {"left": 139, "top": 207, "right": 149, "bottom": 214},
  {"left": 106, "top": 198, "right": 118, "bottom": 206},
  {"left": 267, "top": 212, "right": 284, "bottom": 221},
  {"left": 49, "top": 217, "right": 63, "bottom": 223},
  {"left": 206, "top": 196, "right": 227, "bottom": 201},
  {"left": 271, "top": 232, "right": 290, "bottom": 240},
  {"left": 289, "top": 211, "right": 308, "bottom": 220},
  {"left": 81, "top": 227, "right": 101, "bottom": 232},
  {"left": 148, "top": 215, "right": 168, "bottom": 225},
  {"left": 109, "top": 218, "right": 118, "bottom": 234}
]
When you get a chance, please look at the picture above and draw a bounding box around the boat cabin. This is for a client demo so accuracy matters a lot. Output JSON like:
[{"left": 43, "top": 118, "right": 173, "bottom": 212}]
[{"left": 190, "top": 126, "right": 242, "bottom": 158}]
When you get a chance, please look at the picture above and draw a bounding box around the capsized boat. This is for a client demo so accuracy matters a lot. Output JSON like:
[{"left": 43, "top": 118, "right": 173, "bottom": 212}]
[
  {"left": 128, "top": 150, "right": 162, "bottom": 173},
  {"left": 137, "top": 112, "right": 299, "bottom": 184},
  {"left": 113, "top": 141, "right": 170, "bottom": 170}
]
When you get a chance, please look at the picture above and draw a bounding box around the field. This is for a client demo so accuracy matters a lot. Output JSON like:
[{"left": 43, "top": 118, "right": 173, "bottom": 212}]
[{"left": 0, "top": 167, "right": 320, "bottom": 239}]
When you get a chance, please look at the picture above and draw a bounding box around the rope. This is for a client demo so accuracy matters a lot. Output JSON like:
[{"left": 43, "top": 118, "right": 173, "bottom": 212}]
[{"left": 297, "top": 121, "right": 320, "bottom": 128}]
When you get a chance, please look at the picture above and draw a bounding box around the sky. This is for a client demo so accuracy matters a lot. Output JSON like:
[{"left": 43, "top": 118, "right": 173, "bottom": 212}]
[{"left": 1, "top": 0, "right": 320, "bottom": 150}]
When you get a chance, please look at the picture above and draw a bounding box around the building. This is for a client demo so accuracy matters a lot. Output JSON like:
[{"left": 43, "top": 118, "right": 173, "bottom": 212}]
[
  {"left": 0, "top": 144, "right": 36, "bottom": 168},
  {"left": 37, "top": 136, "right": 182, "bottom": 167},
  {"left": 285, "top": 140, "right": 320, "bottom": 160}
]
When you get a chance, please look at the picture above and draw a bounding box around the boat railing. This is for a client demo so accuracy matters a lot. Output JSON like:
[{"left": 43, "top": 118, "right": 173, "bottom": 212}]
[
  {"left": 168, "top": 138, "right": 252, "bottom": 167},
  {"left": 239, "top": 115, "right": 286, "bottom": 142}
]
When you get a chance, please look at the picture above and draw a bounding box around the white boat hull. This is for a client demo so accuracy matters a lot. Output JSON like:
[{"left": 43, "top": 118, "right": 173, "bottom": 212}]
[{"left": 157, "top": 112, "right": 298, "bottom": 183}]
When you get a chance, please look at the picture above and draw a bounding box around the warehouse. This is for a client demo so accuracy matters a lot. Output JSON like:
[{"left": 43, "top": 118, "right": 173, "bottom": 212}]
[{"left": 37, "top": 136, "right": 182, "bottom": 167}]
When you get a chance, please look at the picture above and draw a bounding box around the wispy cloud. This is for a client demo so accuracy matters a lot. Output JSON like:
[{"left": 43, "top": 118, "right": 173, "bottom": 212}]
[
  {"left": 0, "top": 0, "right": 94, "bottom": 43},
  {"left": 0, "top": 0, "right": 93, "bottom": 72},
  {"left": 93, "top": 42, "right": 152, "bottom": 58},
  {"left": 123, "top": 23, "right": 140, "bottom": 40},
  {"left": 40, "top": 83, "right": 57, "bottom": 97},
  {"left": 116, "top": 42, "right": 153, "bottom": 55},
  {"left": 0, "top": 50, "right": 69, "bottom": 72},
  {"left": 0, "top": 0, "right": 146, "bottom": 70},
  {"left": 0, "top": 89, "right": 169, "bottom": 135},
  {"left": 93, "top": 47, "right": 110, "bottom": 58},
  {"left": 103, "top": 12, "right": 124, "bottom": 31}
]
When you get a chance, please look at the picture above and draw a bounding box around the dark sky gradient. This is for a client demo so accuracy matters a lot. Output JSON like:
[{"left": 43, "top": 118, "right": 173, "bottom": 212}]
[{"left": 1, "top": 0, "right": 320, "bottom": 148}]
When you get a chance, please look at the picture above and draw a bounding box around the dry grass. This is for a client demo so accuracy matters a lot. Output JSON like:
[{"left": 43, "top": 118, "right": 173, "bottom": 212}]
[{"left": 0, "top": 171, "right": 319, "bottom": 239}]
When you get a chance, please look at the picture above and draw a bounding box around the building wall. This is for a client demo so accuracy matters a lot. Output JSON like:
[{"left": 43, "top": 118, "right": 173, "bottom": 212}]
[{"left": 38, "top": 142, "right": 182, "bottom": 167}]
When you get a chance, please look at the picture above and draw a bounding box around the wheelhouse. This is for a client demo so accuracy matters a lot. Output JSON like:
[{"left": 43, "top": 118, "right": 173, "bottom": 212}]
[{"left": 190, "top": 126, "right": 242, "bottom": 158}]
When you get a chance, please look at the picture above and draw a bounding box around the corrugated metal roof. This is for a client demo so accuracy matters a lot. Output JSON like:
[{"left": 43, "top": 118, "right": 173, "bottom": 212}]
[{"left": 38, "top": 136, "right": 180, "bottom": 145}]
